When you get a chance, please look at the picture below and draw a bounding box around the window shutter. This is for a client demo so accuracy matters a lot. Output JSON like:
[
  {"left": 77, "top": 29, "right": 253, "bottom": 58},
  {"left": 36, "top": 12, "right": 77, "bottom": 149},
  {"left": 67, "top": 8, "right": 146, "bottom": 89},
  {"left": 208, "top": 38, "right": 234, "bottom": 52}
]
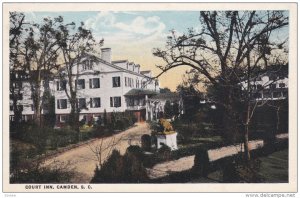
[
  {"left": 82, "top": 79, "right": 85, "bottom": 89},
  {"left": 99, "top": 98, "right": 101, "bottom": 107},
  {"left": 119, "top": 97, "right": 121, "bottom": 107},
  {"left": 57, "top": 81, "right": 59, "bottom": 91},
  {"left": 67, "top": 99, "right": 70, "bottom": 108},
  {"left": 90, "top": 98, "right": 92, "bottom": 108},
  {"left": 57, "top": 100, "right": 60, "bottom": 109},
  {"left": 89, "top": 79, "right": 92, "bottom": 88},
  {"left": 110, "top": 97, "right": 113, "bottom": 107}
]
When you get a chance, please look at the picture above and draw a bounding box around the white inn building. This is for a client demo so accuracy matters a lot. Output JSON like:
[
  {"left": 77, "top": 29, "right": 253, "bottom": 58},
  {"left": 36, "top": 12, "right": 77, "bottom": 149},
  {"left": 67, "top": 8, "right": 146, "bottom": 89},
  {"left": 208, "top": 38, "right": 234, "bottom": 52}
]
[{"left": 10, "top": 48, "right": 160, "bottom": 125}]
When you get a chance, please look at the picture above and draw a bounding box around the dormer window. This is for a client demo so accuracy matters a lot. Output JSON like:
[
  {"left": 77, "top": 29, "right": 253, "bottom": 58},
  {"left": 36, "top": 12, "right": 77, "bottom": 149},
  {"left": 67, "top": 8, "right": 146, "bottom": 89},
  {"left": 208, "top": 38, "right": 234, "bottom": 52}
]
[
  {"left": 82, "top": 59, "right": 93, "bottom": 71},
  {"left": 57, "top": 80, "right": 67, "bottom": 91}
]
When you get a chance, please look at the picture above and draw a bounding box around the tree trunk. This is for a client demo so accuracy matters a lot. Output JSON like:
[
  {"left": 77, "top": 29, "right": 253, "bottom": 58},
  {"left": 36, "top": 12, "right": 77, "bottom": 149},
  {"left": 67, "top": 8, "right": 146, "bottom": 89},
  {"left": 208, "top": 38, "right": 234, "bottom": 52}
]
[{"left": 244, "top": 103, "right": 251, "bottom": 161}]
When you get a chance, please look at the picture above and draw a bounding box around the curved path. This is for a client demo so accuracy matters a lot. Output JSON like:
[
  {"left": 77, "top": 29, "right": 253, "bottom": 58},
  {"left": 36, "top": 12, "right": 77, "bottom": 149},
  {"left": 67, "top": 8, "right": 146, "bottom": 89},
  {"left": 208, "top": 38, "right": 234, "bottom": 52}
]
[{"left": 43, "top": 122, "right": 151, "bottom": 183}]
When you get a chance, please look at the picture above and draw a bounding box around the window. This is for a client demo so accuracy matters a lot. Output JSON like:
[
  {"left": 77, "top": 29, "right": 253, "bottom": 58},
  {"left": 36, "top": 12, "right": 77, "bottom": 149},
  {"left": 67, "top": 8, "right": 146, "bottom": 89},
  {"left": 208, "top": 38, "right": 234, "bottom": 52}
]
[
  {"left": 60, "top": 115, "right": 67, "bottom": 123},
  {"left": 57, "top": 99, "right": 67, "bottom": 109},
  {"left": 14, "top": 81, "right": 22, "bottom": 89},
  {"left": 142, "top": 81, "right": 147, "bottom": 88},
  {"left": 82, "top": 60, "right": 93, "bottom": 70},
  {"left": 76, "top": 79, "right": 85, "bottom": 90},
  {"left": 112, "top": 77, "right": 121, "bottom": 87},
  {"left": 279, "top": 83, "right": 286, "bottom": 88},
  {"left": 253, "top": 93, "right": 262, "bottom": 99},
  {"left": 89, "top": 78, "right": 100, "bottom": 89},
  {"left": 128, "top": 98, "right": 134, "bottom": 106},
  {"left": 273, "top": 92, "right": 282, "bottom": 98},
  {"left": 125, "top": 77, "right": 127, "bottom": 87},
  {"left": 31, "top": 104, "right": 34, "bottom": 111},
  {"left": 90, "top": 97, "right": 101, "bottom": 108},
  {"left": 134, "top": 99, "right": 140, "bottom": 106},
  {"left": 78, "top": 98, "right": 86, "bottom": 109},
  {"left": 110, "top": 96, "right": 121, "bottom": 107},
  {"left": 136, "top": 79, "right": 140, "bottom": 88},
  {"left": 263, "top": 90, "right": 272, "bottom": 98},
  {"left": 283, "top": 91, "right": 288, "bottom": 97},
  {"left": 269, "top": 84, "right": 277, "bottom": 90},
  {"left": 10, "top": 105, "right": 13, "bottom": 111},
  {"left": 57, "top": 80, "right": 67, "bottom": 91}
]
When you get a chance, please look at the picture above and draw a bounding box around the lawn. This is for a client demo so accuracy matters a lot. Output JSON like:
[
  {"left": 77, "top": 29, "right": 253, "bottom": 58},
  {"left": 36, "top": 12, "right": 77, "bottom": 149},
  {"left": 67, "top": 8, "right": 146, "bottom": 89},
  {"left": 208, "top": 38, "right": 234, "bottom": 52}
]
[
  {"left": 258, "top": 149, "right": 288, "bottom": 183},
  {"left": 189, "top": 149, "right": 288, "bottom": 183}
]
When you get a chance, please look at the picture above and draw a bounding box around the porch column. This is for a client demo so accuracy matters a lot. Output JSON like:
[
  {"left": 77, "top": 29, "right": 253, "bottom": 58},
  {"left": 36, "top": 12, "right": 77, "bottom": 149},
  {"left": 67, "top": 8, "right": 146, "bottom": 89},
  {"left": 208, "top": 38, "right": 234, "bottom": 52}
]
[{"left": 145, "top": 94, "right": 149, "bottom": 120}]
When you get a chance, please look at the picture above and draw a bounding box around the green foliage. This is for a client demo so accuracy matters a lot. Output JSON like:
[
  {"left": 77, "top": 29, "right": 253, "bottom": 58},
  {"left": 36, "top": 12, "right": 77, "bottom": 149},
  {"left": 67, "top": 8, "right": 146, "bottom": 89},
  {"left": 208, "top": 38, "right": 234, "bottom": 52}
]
[
  {"left": 91, "top": 147, "right": 148, "bottom": 183},
  {"left": 42, "top": 90, "right": 56, "bottom": 127},
  {"left": 109, "top": 111, "right": 137, "bottom": 131},
  {"left": 222, "top": 157, "right": 264, "bottom": 183},
  {"left": 157, "top": 144, "right": 172, "bottom": 161},
  {"left": 141, "top": 134, "right": 152, "bottom": 151},
  {"left": 103, "top": 109, "right": 108, "bottom": 126},
  {"left": 193, "top": 148, "right": 210, "bottom": 177},
  {"left": 10, "top": 159, "right": 74, "bottom": 183},
  {"left": 164, "top": 100, "right": 173, "bottom": 119}
]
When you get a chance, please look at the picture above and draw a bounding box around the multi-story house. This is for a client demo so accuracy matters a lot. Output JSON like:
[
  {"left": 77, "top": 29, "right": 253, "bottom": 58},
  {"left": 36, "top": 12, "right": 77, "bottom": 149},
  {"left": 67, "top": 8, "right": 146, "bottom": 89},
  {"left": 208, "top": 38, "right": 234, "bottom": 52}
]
[
  {"left": 55, "top": 48, "right": 160, "bottom": 125},
  {"left": 240, "top": 66, "right": 288, "bottom": 101},
  {"left": 10, "top": 48, "right": 161, "bottom": 126},
  {"left": 9, "top": 70, "right": 55, "bottom": 122}
]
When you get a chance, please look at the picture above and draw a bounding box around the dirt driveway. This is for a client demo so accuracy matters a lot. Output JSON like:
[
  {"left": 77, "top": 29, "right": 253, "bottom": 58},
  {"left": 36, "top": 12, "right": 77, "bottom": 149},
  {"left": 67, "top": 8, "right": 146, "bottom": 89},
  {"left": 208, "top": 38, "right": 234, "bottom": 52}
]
[{"left": 43, "top": 122, "right": 151, "bottom": 183}]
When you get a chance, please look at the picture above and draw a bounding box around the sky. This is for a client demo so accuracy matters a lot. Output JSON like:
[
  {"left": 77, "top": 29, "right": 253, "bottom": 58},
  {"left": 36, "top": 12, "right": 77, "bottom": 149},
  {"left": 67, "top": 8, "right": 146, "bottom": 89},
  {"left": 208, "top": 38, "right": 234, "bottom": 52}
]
[
  {"left": 24, "top": 11, "right": 201, "bottom": 91},
  {"left": 24, "top": 11, "right": 289, "bottom": 91}
]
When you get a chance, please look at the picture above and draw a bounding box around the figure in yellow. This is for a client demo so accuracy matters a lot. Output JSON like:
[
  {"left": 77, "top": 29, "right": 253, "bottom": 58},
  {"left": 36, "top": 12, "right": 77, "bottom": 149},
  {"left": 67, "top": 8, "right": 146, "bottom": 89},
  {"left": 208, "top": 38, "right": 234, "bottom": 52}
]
[{"left": 158, "top": 118, "right": 175, "bottom": 134}]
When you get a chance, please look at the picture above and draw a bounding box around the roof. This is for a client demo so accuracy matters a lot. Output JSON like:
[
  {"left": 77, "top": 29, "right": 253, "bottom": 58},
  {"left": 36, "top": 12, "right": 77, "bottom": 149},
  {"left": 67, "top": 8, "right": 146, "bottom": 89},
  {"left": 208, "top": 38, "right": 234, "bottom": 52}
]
[
  {"left": 140, "top": 70, "right": 151, "bottom": 74},
  {"left": 112, "top": 60, "right": 128, "bottom": 63},
  {"left": 151, "top": 92, "right": 180, "bottom": 100},
  {"left": 124, "top": 89, "right": 158, "bottom": 96}
]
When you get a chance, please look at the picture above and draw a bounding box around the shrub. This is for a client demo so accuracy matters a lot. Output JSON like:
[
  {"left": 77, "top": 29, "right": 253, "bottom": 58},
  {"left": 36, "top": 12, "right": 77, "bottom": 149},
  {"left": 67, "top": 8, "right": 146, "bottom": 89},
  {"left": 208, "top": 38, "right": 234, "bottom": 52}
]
[
  {"left": 157, "top": 144, "right": 171, "bottom": 161},
  {"left": 141, "top": 134, "right": 152, "bottom": 151},
  {"left": 192, "top": 148, "right": 210, "bottom": 177},
  {"left": 91, "top": 147, "right": 149, "bottom": 183},
  {"left": 221, "top": 155, "right": 264, "bottom": 183},
  {"left": 10, "top": 164, "right": 74, "bottom": 183}
]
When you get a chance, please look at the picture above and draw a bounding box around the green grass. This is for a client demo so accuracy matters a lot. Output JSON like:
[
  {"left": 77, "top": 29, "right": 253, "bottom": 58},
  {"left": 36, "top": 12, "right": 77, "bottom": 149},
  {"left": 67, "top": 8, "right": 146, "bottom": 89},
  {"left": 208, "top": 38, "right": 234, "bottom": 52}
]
[
  {"left": 258, "top": 149, "right": 288, "bottom": 183},
  {"left": 178, "top": 136, "right": 222, "bottom": 148},
  {"left": 189, "top": 149, "right": 288, "bottom": 183}
]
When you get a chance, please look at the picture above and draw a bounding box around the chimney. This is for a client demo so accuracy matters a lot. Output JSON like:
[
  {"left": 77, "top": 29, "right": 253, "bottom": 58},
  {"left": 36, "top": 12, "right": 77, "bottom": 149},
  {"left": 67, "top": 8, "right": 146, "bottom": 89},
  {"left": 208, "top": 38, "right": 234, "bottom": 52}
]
[{"left": 101, "top": 48, "right": 111, "bottom": 63}]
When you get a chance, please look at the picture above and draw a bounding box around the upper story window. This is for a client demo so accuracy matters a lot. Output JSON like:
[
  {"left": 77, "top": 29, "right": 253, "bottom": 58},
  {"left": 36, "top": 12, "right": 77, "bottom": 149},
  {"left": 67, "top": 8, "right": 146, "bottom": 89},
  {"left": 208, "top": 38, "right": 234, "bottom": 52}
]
[
  {"left": 273, "top": 91, "right": 282, "bottom": 98},
  {"left": 112, "top": 76, "right": 121, "bottom": 87},
  {"left": 82, "top": 59, "right": 93, "bottom": 71},
  {"left": 57, "top": 99, "right": 68, "bottom": 109},
  {"left": 110, "top": 96, "right": 121, "bottom": 107},
  {"left": 56, "top": 80, "right": 67, "bottom": 91},
  {"left": 76, "top": 79, "right": 85, "bottom": 90},
  {"left": 279, "top": 83, "right": 286, "bottom": 88},
  {"left": 269, "top": 84, "right": 277, "bottom": 90},
  {"left": 13, "top": 81, "right": 22, "bottom": 89},
  {"left": 78, "top": 98, "right": 86, "bottom": 109},
  {"left": 89, "top": 78, "right": 100, "bottom": 89},
  {"left": 125, "top": 77, "right": 127, "bottom": 87},
  {"left": 136, "top": 79, "right": 140, "bottom": 88},
  {"left": 90, "top": 97, "right": 101, "bottom": 108}
]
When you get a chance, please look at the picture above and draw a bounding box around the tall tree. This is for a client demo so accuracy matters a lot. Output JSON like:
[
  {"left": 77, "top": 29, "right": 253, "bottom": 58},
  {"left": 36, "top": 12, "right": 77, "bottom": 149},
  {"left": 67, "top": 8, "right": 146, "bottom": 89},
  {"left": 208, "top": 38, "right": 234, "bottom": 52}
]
[
  {"left": 153, "top": 11, "right": 289, "bottom": 160},
  {"left": 22, "top": 16, "right": 63, "bottom": 126},
  {"left": 9, "top": 12, "right": 27, "bottom": 125},
  {"left": 56, "top": 21, "right": 103, "bottom": 140}
]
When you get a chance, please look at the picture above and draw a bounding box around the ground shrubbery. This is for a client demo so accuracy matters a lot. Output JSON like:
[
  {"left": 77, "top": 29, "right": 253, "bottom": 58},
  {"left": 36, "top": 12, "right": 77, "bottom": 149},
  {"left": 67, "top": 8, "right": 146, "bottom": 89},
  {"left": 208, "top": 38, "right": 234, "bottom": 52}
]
[{"left": 91, "top": 146, "right": 149, "bottom": 183}]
